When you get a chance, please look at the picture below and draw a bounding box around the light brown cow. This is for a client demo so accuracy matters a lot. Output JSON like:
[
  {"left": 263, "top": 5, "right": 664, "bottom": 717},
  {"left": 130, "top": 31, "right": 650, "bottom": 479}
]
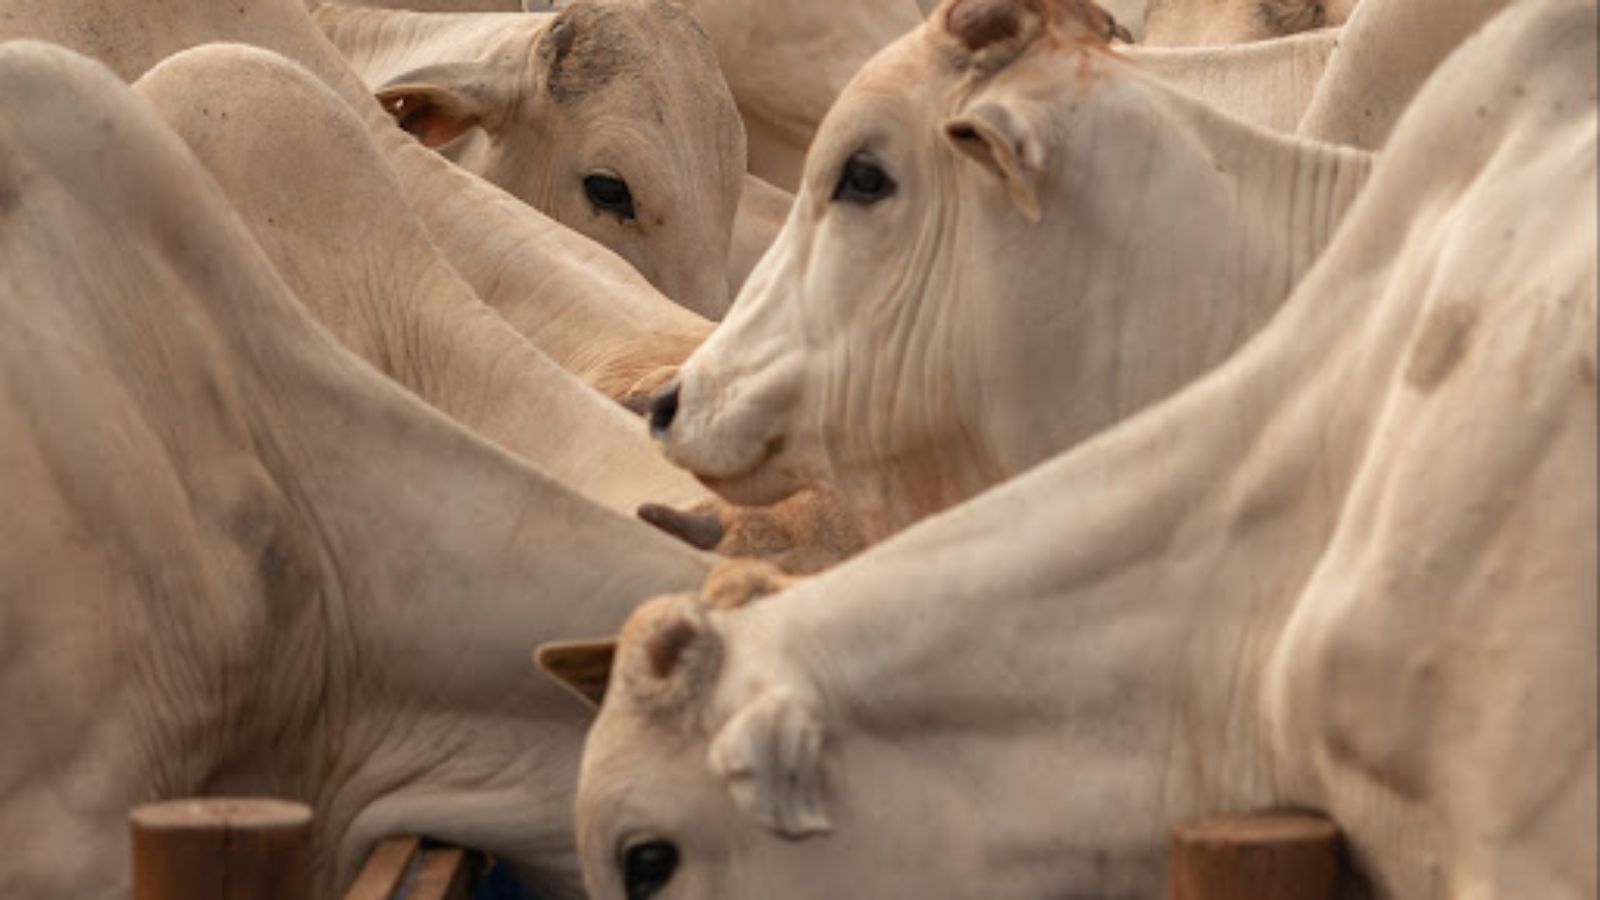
[
  {"left": 556, "top": 2, "right": 1597, "bottom": 898},
  {"left": 649, "top": 0, "right": 1370, "bottom": 542},
  {"left": 0, "top": 40, "right": 711, "bottom": 899}
]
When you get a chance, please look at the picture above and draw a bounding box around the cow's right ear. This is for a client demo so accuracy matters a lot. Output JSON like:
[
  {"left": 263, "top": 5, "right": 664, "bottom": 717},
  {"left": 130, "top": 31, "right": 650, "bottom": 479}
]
[
  {"left": 376, "top": 64, "right": 504, "bottom": 149},
  {"left": 943, "top": 99, "right": 1046, "bottom": 223}
]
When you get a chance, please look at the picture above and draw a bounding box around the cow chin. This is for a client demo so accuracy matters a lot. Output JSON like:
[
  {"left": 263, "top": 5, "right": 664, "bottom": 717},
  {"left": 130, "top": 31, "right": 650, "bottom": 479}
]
[{"left": 693, "top": 446, "right": 806, "bottom": 507}]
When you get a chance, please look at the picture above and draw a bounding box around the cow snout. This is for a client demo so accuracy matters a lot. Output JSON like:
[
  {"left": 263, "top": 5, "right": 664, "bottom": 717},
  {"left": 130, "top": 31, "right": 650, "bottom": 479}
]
[{"left": 648, "top": 382, "right": 681, "bottom": 439}]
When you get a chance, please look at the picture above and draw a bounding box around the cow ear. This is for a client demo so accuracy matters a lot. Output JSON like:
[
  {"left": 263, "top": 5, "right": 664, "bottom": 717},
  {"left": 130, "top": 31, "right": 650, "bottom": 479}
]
[
  {"left": 376, "top": 64, "right": 503, "bottom": 149},
  {"left": 535, "top": 639, "right": 618, "bottom": 708},
  {"left": 943, "top": 100, "right": 1046, "bottom": 223},
  {"left": 708, "top": 687, "right": 832, "bottom": 838},
  {"left": 611, "top": 595, "right": 727, "bottom": 714}
]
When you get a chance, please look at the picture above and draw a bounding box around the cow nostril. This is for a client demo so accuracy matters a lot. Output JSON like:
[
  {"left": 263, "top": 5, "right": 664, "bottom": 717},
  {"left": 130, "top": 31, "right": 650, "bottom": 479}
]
[{"left": 648, "top": 383, "right": 681, "bottom": 439}]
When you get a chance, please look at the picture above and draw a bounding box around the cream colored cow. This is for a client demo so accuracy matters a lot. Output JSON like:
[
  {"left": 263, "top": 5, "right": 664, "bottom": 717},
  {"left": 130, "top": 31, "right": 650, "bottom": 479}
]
[
  {"left": 0, "top": 41, "right": 712, "bottom": 900},
  {"left": 556, "top": 2, "right": 1596, "bottom": 898},
  {"left": 135, "top": 42, "right": 859, "bottom": 571},
  {"left": 1, "top": 0, "right": 717, "bottom": 410},
  {"left": 314, "top": 1, "right": 746, "bottom": 318},
  {"left": 648, "top": 0, "right": 1370, "bottom": 542}
]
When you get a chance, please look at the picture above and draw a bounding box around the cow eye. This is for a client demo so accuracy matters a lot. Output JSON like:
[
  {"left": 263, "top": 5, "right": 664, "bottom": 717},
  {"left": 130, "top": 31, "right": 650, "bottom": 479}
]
[
  {"left": 585, "top": 174, "right": 636, "bottom": 220},
  {"left": 622, "top": 840, "right": 678, "bottom": 900},
  {"left": 831, "top": 153, "right": 895, "bottom": 205}
]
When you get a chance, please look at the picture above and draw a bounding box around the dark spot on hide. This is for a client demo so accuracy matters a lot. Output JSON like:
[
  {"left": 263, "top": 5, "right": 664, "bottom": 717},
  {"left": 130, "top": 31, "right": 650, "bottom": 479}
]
[
  {"left": 542, "top": 4, "right": 647, "bottom": 105},
  {"left": 948, "top": 0, "right": 1025, "bottom": 50},
  {"left": 646, "top": 617, "right": 698, "bottom": 679},
  {"left": 1405, "top": 303, "right": 1477, "bottom": 392},
  {"left": 1257, "top": 0, "right": 1325, "bottom": 35}
]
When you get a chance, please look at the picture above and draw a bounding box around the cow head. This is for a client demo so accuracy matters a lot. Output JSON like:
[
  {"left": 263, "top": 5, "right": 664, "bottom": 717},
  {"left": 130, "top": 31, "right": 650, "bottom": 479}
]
[
  {"left": 647, "top": 0, "right": 1144, "bottom": 540},
  {"left": 541, "top": 562, "right": 849, "bottom": 900},
  {"left": 378, "top": 0, "right": 745, "bottom": 318}
]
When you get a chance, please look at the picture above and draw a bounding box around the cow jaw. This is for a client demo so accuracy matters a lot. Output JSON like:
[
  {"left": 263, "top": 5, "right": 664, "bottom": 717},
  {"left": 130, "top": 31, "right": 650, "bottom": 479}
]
[{"left": 660, "top": 332, "right": 810, "bottom": 507}]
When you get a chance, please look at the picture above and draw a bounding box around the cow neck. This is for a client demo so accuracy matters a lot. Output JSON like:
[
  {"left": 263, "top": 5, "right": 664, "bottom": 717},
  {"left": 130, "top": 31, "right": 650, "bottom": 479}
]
[
  {"left": 228, "top": 271, "right": 711, "bottom": 890},
  {"left": 739, "top": 101, "right": 1427, "bottom": 894},
  {"left": 1123, "top": 28, "right": 1340, "bottom": 134},
  {"left": 1123, "top": 65, "right": 1374, "bottom": 351}
]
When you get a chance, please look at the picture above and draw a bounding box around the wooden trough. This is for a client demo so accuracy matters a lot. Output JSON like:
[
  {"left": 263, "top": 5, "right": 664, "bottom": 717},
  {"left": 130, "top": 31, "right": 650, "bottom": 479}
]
[{"left": 129, "top": 797, "right": 1345, "bottom": 899}]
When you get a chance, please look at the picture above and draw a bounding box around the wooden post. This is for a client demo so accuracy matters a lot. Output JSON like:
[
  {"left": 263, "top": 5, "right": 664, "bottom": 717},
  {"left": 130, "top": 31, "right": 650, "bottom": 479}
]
[
  {"left": 1168, "top": 811, "right": 1342, "bottom": 900},
  {"left": 130, "top": 797, "right": 313, "bottom": 900}
]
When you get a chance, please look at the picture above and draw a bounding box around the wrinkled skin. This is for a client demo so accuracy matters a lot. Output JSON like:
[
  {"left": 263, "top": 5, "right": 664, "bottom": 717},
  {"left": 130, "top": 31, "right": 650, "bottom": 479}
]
[{"left": 653, "top": 0, "right": 1369, "bottom": 542}]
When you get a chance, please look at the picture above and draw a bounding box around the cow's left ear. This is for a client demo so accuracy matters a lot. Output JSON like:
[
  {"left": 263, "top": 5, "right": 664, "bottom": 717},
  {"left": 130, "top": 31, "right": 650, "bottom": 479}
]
[
  {"left": 376, "top": 63, "right": 507, "bottom": 149},
  {"left": 943, "top": 99, "right": 1046, "bottom": 223},
  {"left": 535, "top": 638, "right": 618, "bottom": 708},
  {"left": 709, "top": 686, "right": 832, "bottom": 839}
]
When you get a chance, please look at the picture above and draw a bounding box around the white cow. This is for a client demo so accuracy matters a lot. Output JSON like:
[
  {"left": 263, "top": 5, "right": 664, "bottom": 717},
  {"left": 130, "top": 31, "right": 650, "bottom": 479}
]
[
  {"left": 314, "top": 0, "right": 746, "bottom": 318},
  {"left": 649, "top": 0, "right": 1370, "bottom": 542},
  {"left": 0, "top": 41, "right": 711, "bottom": 899},
  {"left": 555, "top": 2, "right": 1597, "bottom": 898}
]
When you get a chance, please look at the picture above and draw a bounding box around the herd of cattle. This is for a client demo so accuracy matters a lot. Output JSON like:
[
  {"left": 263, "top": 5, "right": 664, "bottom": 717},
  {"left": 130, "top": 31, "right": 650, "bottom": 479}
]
[{"left": 0, "top": 0, "right": 1592, "bottom": 897}]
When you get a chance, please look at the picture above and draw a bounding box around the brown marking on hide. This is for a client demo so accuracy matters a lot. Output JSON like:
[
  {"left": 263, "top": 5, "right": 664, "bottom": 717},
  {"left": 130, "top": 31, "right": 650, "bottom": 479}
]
[
  {"left": 945, "top": 0, "right": 1123, "bottom": 54},
  {"left": 645, "top": 616, "right": 699, "bottom": 679},
  {"left": 1258, "top": 0, "right": 1326, "bottom": 35},
  {"left": 541, "top": 0, "right": 711, "bottom": 105},
  {"left": 948, "top": 0, "right": 1027, "bottom": 50},
  {"left": 1405, "top": 303, "right": 1478, "bottom": 392}
]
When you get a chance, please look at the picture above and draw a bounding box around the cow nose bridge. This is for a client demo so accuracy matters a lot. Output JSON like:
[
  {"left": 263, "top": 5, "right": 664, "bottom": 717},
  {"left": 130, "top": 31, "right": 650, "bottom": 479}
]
[{"left": 648, "top": 382, "right": 681, "bottom": 439}]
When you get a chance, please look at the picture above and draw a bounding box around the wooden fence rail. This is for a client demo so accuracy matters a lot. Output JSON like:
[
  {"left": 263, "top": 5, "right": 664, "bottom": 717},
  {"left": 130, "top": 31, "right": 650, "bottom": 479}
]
[{"left": 130, "top": 797, "right": 1343, "bottom": 899}]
